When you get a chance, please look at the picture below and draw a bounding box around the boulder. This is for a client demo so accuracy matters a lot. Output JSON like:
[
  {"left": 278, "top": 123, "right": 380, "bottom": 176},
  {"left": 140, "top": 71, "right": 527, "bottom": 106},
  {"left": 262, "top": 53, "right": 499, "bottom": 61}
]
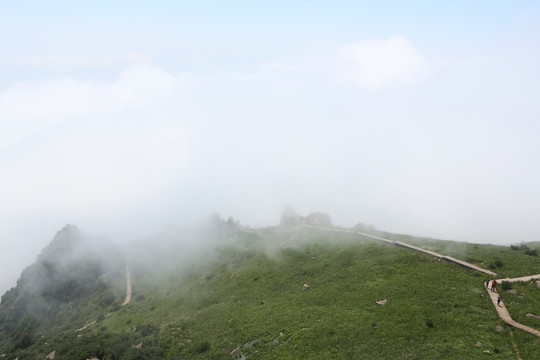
[{"left": 305, "top": 212, "right": 332, "bottom": 227}]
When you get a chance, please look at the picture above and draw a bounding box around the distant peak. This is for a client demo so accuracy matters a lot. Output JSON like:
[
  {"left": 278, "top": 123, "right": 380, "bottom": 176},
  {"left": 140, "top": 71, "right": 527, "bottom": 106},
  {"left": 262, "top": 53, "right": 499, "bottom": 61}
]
[
  {"left": 52, "top": 224, "right": 82, "bottom": 244},
  {"left": 38, "top": 225, "right": 84, "bottom": 260},
  {"left": 59, "top": 224, "right": 80, "bottom": 233}
]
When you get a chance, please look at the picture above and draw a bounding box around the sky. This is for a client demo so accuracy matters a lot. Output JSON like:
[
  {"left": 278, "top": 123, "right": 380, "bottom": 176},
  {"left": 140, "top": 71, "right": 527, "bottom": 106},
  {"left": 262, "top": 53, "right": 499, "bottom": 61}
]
[{"left": 2, "top": 1, "right": 540, "bottom": 294}]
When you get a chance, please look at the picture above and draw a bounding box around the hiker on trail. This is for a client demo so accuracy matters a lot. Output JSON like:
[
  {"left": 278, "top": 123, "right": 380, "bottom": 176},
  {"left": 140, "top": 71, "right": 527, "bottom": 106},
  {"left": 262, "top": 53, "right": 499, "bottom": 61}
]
[
  {"left": 485, "top": 279, "right": 490, "bottom": 288},
  {"left": 491, "top": 280, "right": 497, "bottom": 292},
  {"left": 497, "top": 296, "right": 502, "bottom": 307}
]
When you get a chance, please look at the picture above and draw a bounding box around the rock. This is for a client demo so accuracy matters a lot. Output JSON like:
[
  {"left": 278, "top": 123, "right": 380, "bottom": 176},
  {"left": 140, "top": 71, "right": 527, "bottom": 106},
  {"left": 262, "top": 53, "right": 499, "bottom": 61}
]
[
  {"left": 305, "top": 212, "right": 332, "bottom": 227},
  {"left": 496, "top": 325, "right": 504, "bottom": 332},
  {"left": 483, "top": 350, "right": 490, "bottom": 353},
  {"left": 230, "top": 347, "right": 241, "bottom": 357},
  {"left": 243, "top": 339, "right": 261, "bottom": 348},
  {"left": 508, "top": 290, "right": 518, "bottom": 295},
  {"left": 536, "top": 280, "right": 540, "bottom": 288},
  {"left": 45, "top": 351, "right": 56, "bottom": 359},
  {"left": 260, "top": 300, "right": 266, "bottom": 305},
  {"left": 376, "top": 299, "right": 388, "bottom": 305},
  {"left": 279, "top": 332, "right": 284, "bottom": 337},
  {"left": 133, "top": 343, "right": 142, "bottom": 349},
  {"left": 302, "top": 284, "right": 310, "bottom": 291},
  {"left": 475, "top": 341, "right": 482, "bottom": 347}
]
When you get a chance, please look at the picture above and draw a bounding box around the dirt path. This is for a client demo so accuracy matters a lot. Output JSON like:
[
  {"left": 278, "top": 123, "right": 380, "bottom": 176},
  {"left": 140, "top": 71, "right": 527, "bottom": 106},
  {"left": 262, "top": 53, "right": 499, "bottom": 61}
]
[
  {"left": 122, "top": 265, "right": 131, "bottom": 306},
  {"left": 496, "top": 274, "right": 540, "bottom": 284},
  {"left": 486, "top": 276, "right": 540, "bottom": 338}
]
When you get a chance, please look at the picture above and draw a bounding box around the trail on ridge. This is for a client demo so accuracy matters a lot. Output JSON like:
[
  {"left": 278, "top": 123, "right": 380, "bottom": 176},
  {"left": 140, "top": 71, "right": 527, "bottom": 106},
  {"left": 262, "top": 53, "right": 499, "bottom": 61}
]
[
  {"left": 301, "top": 224, "right": 540, "bottom": 339},
  {"left": 122, "top": 265, "right": 131, "bottom": 306}
]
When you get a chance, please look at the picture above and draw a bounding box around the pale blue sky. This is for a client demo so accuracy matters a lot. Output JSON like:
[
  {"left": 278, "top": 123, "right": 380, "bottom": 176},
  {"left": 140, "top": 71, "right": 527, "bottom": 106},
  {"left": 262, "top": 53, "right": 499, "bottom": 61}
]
[
  {"left": 2, "top": 1, "right": 537, "bottom": 66},
  {"left": 1, "top": 1, "right": 540, "bottom": 293}
]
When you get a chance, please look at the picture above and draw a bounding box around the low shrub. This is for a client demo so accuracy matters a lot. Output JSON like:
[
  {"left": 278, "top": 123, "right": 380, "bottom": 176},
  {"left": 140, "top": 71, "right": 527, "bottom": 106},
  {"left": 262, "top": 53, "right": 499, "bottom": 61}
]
[
  {"left": 525, "top": 249, "right": 538, "bottom": 256},
  {"left": 502, "top": 281, "right": 513, "bottom": 291},
  {"left": 196, "top": 340, "right": 211, "bottom": 354}
]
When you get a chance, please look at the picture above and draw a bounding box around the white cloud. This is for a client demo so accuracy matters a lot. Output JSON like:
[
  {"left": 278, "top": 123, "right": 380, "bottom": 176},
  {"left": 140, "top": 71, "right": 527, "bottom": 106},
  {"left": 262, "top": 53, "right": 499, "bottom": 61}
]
[
  {"left": 0, "top": 63, "right": 188, "bottom": 237},
  {"left": 339, "top": 35, "right": 426, "bottom": 89},
  {"left": 0, "top": 52, "right": 152, "bottom": 69},
  {"left": 0, "top": 65, "right": 176, "bottom": 148}
]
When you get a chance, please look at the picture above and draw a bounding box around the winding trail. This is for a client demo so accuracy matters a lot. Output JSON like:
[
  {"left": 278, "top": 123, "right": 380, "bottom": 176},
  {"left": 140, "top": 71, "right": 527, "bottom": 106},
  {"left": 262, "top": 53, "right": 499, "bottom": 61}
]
[
  {"left": 486, "top": 275, "right": 540, "bottom": 338},
  {"left": 302, "top": 224, "right": 540, "bottom": 338},
  {"left": 122, "top": 265, "right": 131, "bottom": 306}
]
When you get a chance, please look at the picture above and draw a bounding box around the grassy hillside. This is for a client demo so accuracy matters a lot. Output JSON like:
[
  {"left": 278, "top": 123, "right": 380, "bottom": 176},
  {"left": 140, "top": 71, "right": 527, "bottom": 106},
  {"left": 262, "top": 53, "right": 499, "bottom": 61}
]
[{"left": 2, "top": 225, "right": 540, "bottom": 359}]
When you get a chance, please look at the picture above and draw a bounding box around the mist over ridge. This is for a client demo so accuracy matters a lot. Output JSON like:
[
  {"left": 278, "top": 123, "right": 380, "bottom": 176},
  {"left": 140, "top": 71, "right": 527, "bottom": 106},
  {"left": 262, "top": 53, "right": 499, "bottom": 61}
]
[
  {"left": 3, "top": 1, "right": 540, "bottom": 334},
  {"left": 2, "top": 206, "right": 540, "bottom": 358},
  {"left": 0, "top": 199, "right": 537, "bottom": 297}
]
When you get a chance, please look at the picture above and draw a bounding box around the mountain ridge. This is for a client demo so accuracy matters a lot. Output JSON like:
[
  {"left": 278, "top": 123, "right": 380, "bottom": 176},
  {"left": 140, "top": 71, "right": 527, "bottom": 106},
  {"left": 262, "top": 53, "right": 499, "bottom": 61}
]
[{"left": 2, "top": 213, "right": 540, "bottom": 359}]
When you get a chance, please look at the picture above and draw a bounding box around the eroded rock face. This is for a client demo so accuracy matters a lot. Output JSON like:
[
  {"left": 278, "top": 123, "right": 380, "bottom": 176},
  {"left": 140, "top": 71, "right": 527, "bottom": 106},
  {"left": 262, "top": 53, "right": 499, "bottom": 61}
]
[{"left": 304, "top": 212, "right": 332, "bottom": 227}]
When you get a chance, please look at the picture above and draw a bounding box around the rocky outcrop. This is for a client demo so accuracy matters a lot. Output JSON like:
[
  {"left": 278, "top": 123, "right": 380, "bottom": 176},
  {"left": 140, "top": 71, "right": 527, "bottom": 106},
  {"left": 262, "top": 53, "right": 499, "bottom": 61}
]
[{"left": 304, "top": 212, "right": 332, "bottom": 227}]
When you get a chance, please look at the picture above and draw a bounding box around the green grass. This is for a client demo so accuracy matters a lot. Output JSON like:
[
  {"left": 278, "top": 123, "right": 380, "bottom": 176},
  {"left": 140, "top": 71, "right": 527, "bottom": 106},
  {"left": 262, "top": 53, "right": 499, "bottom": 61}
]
[
  {"left": 502, "top": 280, "right": 540, "bottom": 329},
  {"left": 89, "top": 230, "right": 528, "bottom": 359},
  {"left": 4, "top": 227, "right": 540, "bottom": 359}
]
